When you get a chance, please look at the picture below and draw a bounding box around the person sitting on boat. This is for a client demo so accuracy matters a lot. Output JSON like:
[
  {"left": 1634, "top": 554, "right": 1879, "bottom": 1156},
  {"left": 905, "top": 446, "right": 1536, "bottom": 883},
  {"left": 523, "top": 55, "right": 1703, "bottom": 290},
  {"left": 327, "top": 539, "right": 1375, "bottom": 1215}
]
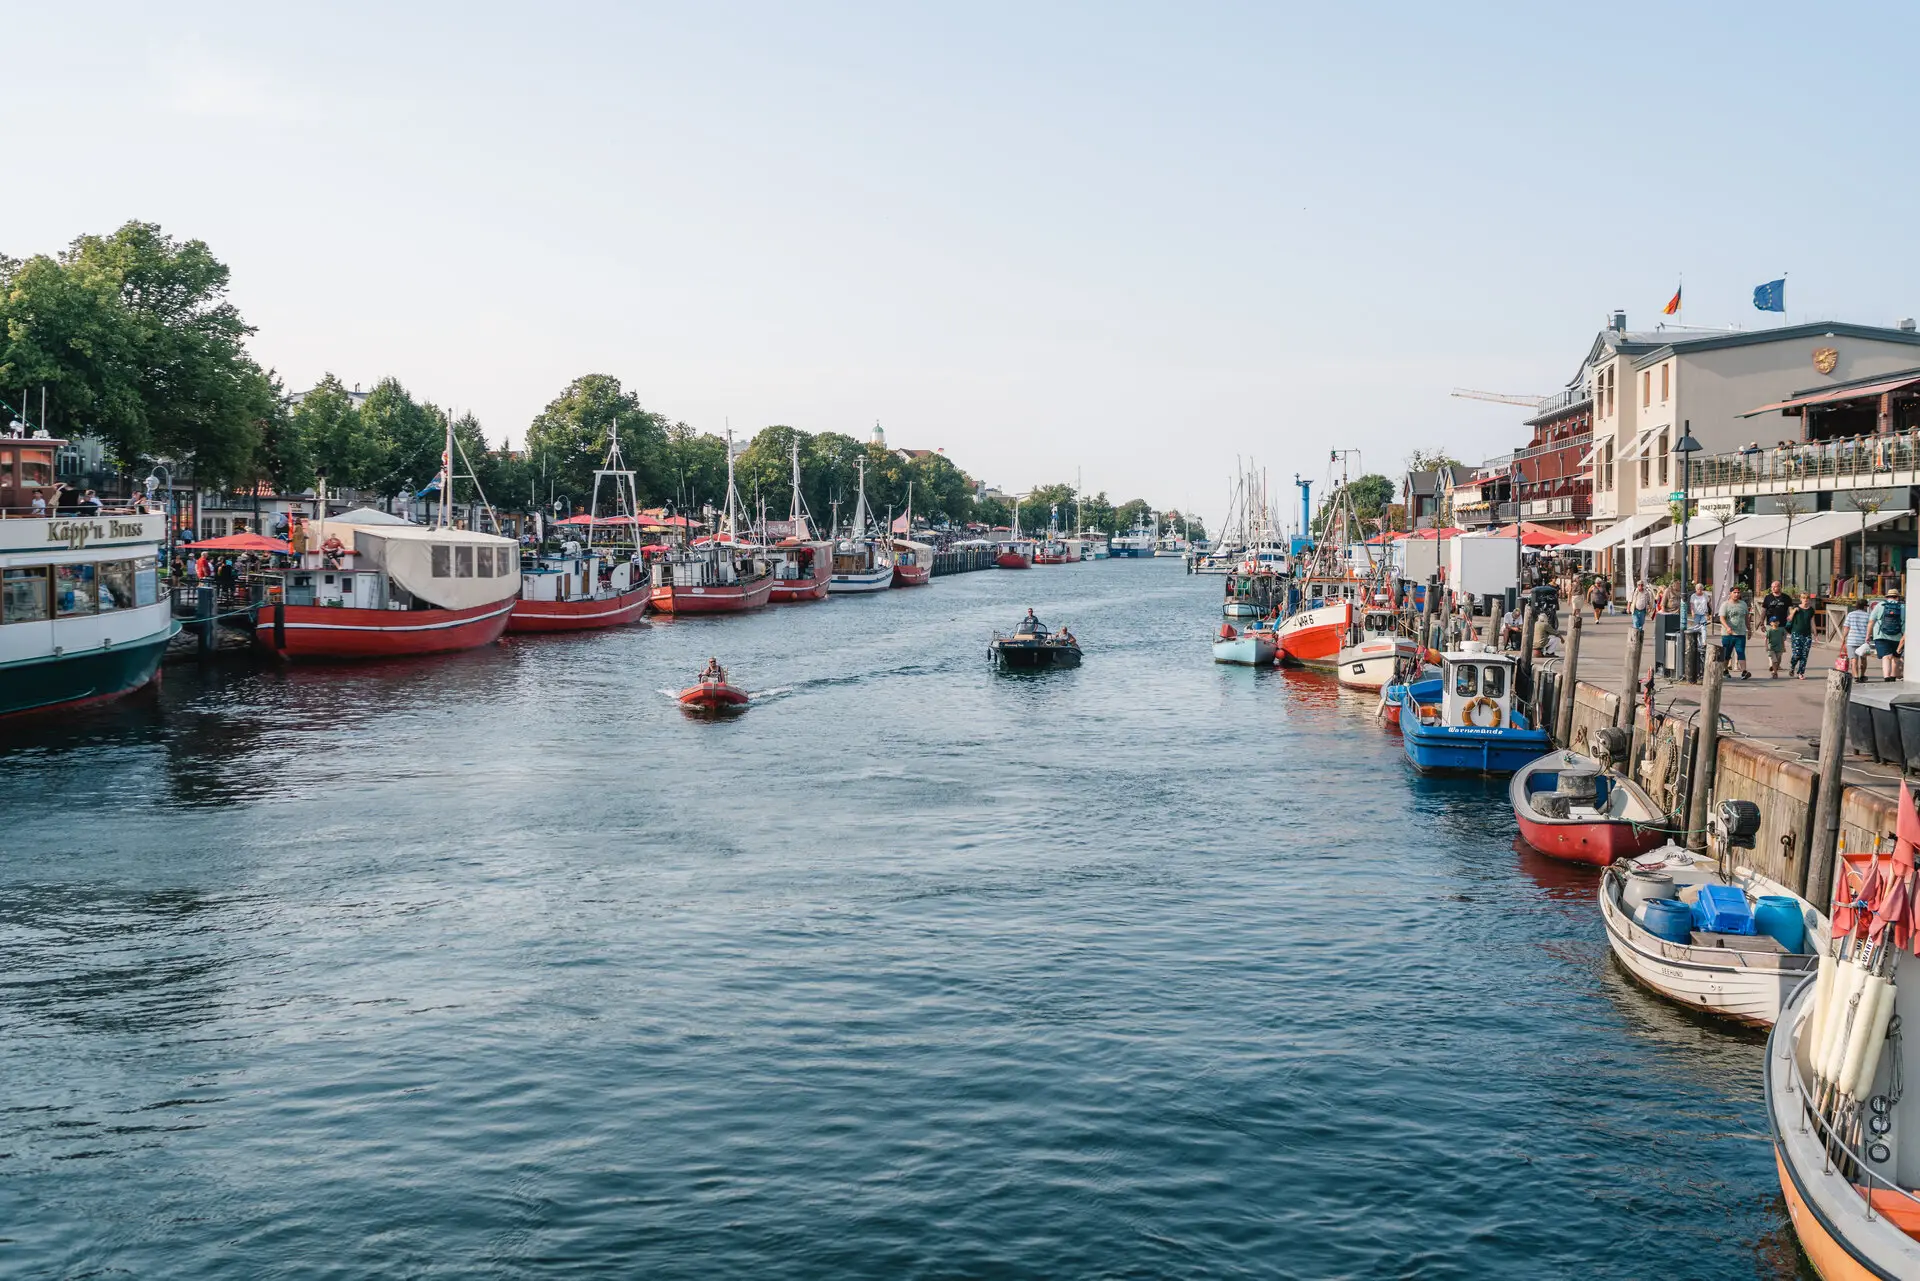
[{"left": 701, "top": 656, "right": 726, "bottom": 682}]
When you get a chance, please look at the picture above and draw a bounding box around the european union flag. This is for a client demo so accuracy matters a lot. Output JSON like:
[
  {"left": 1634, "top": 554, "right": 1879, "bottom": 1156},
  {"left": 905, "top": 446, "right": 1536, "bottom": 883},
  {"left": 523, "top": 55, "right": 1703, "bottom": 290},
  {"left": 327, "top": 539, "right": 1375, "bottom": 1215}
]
[{"left": 1753, "top": 278, "right": 1786, "bottom": 313}]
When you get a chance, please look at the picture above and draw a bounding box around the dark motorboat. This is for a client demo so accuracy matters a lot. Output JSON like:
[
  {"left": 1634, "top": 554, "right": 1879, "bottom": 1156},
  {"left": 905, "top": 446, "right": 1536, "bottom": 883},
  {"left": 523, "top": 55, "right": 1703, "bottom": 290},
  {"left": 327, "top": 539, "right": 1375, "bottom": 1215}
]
[{"left": 990, "top": 610, "right": 1081, "bottom": 668}]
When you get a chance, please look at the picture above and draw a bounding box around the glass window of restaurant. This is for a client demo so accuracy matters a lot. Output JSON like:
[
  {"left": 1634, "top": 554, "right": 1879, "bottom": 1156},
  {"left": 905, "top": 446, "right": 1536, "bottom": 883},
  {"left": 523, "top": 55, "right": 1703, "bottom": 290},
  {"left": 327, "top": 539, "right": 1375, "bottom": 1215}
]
[{"left": 3, "top": 567, "right": 49, "bottom": 623}]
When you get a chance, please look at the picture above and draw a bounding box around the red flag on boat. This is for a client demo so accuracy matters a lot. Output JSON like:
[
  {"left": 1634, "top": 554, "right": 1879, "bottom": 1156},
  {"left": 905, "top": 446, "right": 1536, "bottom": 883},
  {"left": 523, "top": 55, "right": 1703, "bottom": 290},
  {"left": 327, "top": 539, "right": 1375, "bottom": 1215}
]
[{"left": 1896, "top": 780, "right": 1920, "bottom": 951}]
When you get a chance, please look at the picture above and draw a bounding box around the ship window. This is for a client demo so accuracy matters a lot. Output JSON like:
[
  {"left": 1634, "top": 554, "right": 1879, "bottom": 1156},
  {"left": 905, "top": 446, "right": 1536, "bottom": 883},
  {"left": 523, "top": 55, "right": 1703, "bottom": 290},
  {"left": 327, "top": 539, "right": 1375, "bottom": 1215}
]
[
  {"left": 1453, "top": 664, "right": 1479, "bottom": 697},
  {"left": 476, "top": 547, "right": 494, "bottom": 577},
  {"left": 134, "top": 556, "right": 158, "bottom": 606},
  {"left": 54, "top": 563, "right": 98, "bottom": 616},
  {"left": 455, "top": 545, "right": 473, "bottom": 577},
  {"left": 1482, "top": 665, "right": 1507, "bottom": 698},
  {"left": 19, "top": 450, "right": 52, "bottom": 488},
  {"left": 2, "top": 567, "right": 49, "bottom": 622},
  {"left": 98, "top": 560, "right": 136, "bottom": 611},
  {"left": 502, "top": 547, "right": 517, "bottom": 576},
  {"left": 0, "top": 450, "right": 12, "bottom": 492},
  {"left": 431, "top": 545, "right": 451, "bottom": 577}
]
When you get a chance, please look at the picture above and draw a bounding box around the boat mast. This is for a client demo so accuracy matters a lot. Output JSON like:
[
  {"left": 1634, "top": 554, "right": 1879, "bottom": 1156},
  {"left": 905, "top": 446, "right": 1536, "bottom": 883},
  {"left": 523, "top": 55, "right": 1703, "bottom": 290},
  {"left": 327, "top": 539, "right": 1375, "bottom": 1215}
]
[
  {"left": 722, "top": 428, "right": 743, "bottom": 541},
  {"left": 788, "top": 437, "right": 814, "bottom": 539},
  {"left": 851, "top": 458, "right": 870, "bottom": 538},
  {"left": 435, "top": 410, "right": 453, "bottom": 530}
]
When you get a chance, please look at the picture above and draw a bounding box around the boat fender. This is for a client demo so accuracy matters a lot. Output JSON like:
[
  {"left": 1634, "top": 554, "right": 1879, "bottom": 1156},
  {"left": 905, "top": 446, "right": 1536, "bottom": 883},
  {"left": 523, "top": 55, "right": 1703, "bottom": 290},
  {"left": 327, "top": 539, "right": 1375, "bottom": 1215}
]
[
  {"left": 1461, "top": 696, "right": 1502, "bottom": 728},
  {"left": 1220, "top": 623, "right": 1237, "bottom": 640}
]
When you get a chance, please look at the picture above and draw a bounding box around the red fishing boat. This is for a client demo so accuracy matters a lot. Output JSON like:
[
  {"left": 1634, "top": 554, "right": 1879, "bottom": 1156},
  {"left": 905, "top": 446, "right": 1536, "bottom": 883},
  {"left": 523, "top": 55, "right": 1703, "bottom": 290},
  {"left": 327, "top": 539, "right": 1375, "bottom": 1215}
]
[
  {"left": 1033, "top": 537, "right": 1070, "bottom": 565},
  {"left": 510, "top": 424, "right": 651, "bottom": 632},
  {"left": 648, "top": 436, "right": 777, "bottom": 614},
  {"left": 1274, "top": 598, "right": 1352, "bottom": 670},
  {"left": 258, "top": 438, "right": 520, "bottom": 661},
  {"left": 1510, "top": 750, "right": 1669, "bottom": 867},
  {"left": 891, "top": 540, "right": 932, "bottom": 586},
  {"left": 995, "top": 540, "right": 1032, "bottom": 569},
  {"left": 678, "top": 658, "right": 749, "bottom": 712},
  {"left": 509, "top": 549, "right": 649, "bottom": 632},
  {"left": 765, "top": 438, "right": 833, "bottom": 602}
]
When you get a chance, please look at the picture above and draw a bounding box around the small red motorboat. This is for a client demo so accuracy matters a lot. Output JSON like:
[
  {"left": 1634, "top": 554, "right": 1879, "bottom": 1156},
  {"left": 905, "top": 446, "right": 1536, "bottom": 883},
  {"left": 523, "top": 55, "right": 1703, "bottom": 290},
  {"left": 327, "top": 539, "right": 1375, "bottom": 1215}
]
[
  {"left": 1510, "top": 749, "right": 1669, "bottom": 867},
  {"left": 678, "top": 658, "right": 750, "bottom": 712}
]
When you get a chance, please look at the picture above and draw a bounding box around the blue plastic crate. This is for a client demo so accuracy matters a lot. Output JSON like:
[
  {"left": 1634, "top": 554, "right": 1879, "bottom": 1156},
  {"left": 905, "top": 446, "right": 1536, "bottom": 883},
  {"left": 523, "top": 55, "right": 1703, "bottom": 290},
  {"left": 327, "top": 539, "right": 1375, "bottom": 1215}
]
[{"left": 1691, "top": 883, "right": 1755, "bottom": 935}]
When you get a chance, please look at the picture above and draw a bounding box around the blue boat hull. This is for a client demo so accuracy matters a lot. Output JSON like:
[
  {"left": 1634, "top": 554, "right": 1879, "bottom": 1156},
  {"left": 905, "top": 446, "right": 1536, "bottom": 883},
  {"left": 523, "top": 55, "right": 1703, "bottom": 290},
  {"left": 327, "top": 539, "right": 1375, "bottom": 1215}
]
[
  {"left": 1400, "top": 725, "right": 1553, "bottom": 775},
  {"left": 1396, "top": 676, "right": 1551, "bottom": 775}
]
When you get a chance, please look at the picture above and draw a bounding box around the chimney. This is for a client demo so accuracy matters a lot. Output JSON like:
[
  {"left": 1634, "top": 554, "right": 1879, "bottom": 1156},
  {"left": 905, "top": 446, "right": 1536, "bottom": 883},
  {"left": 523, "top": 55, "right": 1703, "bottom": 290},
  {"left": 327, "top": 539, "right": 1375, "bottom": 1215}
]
[
  {"left": 1611, "top": 310, "right": 1627, "bottom": 333},
  {"left": 1900, "top": 318, "right": 1917, "bottom": 332}
]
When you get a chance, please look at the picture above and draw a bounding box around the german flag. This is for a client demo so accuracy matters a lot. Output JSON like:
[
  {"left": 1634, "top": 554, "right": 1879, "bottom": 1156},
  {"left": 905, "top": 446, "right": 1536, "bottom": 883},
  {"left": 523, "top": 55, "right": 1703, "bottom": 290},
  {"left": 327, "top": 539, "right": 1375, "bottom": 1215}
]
[{"left": 1662, "top": 285, "right": 1682, "bottom": 316}]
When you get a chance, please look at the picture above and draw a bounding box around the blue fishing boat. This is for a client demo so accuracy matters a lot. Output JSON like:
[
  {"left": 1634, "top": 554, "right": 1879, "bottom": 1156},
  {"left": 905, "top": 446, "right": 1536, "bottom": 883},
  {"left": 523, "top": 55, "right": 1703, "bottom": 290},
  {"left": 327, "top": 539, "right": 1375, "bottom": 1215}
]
[{"left": 1398, "top": 642, "right": 1551, "bottom": 775}]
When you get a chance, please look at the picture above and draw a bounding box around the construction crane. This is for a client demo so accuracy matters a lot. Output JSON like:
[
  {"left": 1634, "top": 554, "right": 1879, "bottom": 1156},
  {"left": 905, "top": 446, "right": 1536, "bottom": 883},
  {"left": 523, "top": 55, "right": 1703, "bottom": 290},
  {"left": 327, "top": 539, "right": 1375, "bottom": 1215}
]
[{"left": 1450, "top": 387, "right": 1547, "bottom": 407}]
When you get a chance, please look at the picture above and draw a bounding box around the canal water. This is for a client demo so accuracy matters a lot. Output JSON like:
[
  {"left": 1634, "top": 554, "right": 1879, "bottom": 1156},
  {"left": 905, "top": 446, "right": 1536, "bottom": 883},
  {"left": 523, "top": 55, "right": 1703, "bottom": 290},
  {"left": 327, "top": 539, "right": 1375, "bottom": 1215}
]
[{"left": 1, "top": 560, "right": 1807, "bottom": 1278}]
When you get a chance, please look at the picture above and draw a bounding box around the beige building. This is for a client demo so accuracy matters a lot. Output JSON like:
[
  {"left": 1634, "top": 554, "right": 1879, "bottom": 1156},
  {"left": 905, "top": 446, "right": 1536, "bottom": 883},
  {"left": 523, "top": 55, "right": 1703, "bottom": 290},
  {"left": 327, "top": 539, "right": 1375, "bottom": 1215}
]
[{"left": 1578, "top": 316, "right": 1920, "bottom": 531}]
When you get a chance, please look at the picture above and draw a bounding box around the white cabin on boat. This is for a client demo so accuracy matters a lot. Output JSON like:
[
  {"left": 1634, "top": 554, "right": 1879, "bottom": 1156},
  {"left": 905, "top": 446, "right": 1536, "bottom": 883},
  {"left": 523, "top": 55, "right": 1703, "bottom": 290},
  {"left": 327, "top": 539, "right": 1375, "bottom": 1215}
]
[
  {"left": 521, "top": 550, "right": 635, "bottom": 602},
  {"left": 1436, "top": 641, "right": 1518, "bottom": 729}
]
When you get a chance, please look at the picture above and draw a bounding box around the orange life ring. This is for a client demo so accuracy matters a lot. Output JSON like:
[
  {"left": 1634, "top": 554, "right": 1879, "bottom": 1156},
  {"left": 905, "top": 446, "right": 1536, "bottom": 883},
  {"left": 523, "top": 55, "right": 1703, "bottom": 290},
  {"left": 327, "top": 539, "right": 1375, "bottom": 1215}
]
[{"left": 1461, "top": 696, "right": 1503, "bottom": 728}]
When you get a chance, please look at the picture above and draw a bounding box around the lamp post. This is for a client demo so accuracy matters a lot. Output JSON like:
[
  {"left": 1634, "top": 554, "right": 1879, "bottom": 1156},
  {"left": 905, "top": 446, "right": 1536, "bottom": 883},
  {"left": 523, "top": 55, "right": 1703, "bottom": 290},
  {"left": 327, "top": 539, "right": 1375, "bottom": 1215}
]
[{"left": 1674, "top": 421, "right": 1702, "bottom": 680}]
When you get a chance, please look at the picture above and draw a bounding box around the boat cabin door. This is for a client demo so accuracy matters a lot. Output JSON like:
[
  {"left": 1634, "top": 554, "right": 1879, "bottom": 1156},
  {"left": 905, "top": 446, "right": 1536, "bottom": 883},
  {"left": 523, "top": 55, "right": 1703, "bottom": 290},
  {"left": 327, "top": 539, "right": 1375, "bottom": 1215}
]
[{"left": 1442, "top": 642, "right": 1516, "bottom": 729}]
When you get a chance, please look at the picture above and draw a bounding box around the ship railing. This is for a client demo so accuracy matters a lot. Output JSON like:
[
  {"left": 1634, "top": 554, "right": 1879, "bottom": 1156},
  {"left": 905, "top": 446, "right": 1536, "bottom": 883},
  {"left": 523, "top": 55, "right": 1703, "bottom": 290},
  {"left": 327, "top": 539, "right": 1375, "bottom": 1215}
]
[{"left": 1783, "top": 1020, "right": 1920, "bottom": 1225}]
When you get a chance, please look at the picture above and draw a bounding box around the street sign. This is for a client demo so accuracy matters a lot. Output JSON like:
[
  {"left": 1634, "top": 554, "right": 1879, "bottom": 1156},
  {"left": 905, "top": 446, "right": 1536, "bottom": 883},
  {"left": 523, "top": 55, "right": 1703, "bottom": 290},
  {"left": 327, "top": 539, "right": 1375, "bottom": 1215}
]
[{"left": 1669, "top": 491, "right": 1685, "bottom": 501}]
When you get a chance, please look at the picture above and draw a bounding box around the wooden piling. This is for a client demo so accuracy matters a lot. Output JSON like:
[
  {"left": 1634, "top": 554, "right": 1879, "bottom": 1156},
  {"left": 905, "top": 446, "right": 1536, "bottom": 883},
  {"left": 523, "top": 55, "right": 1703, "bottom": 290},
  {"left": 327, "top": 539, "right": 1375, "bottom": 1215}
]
[
  {"left": 1617, "top": 625, "right": 1644, "bottom": 729},
  {"left": 1554, "top": 610, "right": 1583, "bottom": 747},
  {"left": 1803, "top": 668, "right": 1853, "bottom": 904},
  {"left": 196, "top": 585, "right": 215, "bottom": 656},
  {"left": 1685, "top": 656, "right": 1727, "bottom": 851}
]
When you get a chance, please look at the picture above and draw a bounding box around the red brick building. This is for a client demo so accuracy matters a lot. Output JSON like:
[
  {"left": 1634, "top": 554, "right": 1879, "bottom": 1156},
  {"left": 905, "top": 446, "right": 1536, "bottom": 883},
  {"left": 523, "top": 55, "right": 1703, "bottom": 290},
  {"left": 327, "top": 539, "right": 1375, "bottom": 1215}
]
[{"left": 1513, "top": 385, "right": 1593, "bottom": 533}]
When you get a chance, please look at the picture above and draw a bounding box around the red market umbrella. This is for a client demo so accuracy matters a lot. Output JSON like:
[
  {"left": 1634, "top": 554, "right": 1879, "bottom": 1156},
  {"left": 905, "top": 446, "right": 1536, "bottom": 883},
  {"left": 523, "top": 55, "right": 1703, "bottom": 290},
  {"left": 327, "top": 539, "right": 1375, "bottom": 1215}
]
[
  {"left": 183, "top": 532, "right": 291, "bottom": 553},
  {"left": 1487, "top": 522, "right": 1584, "bottom": 547}
]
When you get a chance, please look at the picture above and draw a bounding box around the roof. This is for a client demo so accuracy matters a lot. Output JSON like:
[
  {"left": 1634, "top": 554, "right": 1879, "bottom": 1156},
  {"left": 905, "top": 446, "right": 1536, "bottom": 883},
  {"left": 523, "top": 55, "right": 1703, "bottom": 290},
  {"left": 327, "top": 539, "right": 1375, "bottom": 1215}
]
[
  {"left": 1741, "top": 366, "right": 1920, "bottom": 417},
  {"left": 1628, "top": 322, "right": 1920, "bottom": 371},
  {"left": 330, "top": 506, "right": 415, "bottom": 526}
]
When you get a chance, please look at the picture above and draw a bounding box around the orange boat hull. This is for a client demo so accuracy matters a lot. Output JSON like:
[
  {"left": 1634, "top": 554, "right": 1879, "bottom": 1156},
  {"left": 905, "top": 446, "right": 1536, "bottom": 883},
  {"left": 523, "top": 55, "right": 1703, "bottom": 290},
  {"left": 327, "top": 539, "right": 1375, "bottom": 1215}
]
[{"left": 1277, "top": 603, "right": 1351, "bottom": 670}]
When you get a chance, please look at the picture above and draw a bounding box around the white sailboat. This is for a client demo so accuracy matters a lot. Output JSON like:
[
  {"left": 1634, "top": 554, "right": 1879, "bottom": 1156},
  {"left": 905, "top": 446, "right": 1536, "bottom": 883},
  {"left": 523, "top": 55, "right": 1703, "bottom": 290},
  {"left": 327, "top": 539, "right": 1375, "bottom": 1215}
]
[{"left": 828, "top": 458, "right": 895, "bottom": 593}]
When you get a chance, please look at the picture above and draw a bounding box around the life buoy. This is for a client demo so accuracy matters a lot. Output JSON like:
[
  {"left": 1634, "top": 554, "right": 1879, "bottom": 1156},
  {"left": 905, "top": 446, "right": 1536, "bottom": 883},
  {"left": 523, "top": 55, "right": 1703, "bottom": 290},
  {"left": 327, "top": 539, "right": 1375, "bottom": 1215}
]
[{"left": 1462, "top": 696, "right": 1502, "bottom": 728}]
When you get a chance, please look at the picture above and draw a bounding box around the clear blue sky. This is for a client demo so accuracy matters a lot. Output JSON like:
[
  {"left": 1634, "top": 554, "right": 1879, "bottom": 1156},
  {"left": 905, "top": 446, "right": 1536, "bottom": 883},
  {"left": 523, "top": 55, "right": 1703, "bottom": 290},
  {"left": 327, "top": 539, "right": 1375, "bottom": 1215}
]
[{"left": 11, "top": 3, "right": 1918, "bottom": 524}]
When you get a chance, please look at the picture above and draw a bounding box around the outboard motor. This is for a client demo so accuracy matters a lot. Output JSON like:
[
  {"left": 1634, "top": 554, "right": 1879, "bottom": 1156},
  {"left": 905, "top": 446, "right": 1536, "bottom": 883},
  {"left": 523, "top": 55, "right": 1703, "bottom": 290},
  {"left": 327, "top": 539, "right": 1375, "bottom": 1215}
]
[{"left": 1711, "top": 799, "right": 1761, "bottom": 851}]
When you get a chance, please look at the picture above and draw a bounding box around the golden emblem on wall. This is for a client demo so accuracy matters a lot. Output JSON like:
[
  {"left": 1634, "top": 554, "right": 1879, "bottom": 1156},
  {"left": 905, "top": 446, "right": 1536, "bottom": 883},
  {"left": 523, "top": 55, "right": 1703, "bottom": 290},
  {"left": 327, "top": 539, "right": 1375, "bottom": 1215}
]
[{"left": 1813, "top": 346, "right": 1839, "bottom": 374}]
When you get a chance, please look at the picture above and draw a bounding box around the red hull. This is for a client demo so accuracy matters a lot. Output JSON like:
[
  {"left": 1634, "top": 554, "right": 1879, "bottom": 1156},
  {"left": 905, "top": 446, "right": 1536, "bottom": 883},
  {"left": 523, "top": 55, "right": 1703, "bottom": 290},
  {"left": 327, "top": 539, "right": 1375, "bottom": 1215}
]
[
  {"left": 996, "top": 553, "right": 1032, "bottom": 569},
  {"left": 1383, "top": 701, "right": 1402, "bottom": 728},
  {"left": 1033, "top": 554, "right": 1069, "bottom": 565},
  {"left": 1277, "top": 621, "right": 1346, "bottom": 670},
  {"left": 1514, "top": 811, "right": 1667, "bottom": 868},
  {"left": 771, "top": 563, "right": 832, "bottom": 602},
  {"left": 892, "top": 562, "right": 931, "bottom": 587},
  {"left": 649, "top": 575, "right": 776, "bottom": 614},
  {"left": 259, "top": 598, "right": 515, "bottom": 660},
  {"left": 507, "top": 587, "right": 650, "bottom": 632},
  {"left": 678, "top": 682, "right": 749, "bottom": 709}
]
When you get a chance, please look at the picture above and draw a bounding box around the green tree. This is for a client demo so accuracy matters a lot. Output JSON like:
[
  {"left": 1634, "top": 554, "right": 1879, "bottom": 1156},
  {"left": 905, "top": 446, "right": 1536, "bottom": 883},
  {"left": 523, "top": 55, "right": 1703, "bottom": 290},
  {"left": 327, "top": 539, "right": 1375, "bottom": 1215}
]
[
  {"left": 294, "top": 374, "right": 376, "bottom": 490},
  {"left": 663, "top": 423, "right": 731, "bottom": 520},
  {"left": 0, "top": 220, "right": 274, "bottom": 483},
  {"left": 1405, "top": 448, "right": 1462, "bottom": 472},
  {"left": 803, "top": 432, "right": 867, "bottom": 532},
  {"left": 1079, "top": 490, "right": 1115, "bottom": 533},
  {"left": 974, "top": 496, "right": 1011, "bottom": 529},
  {"left": 905, "top": 452, "right": 973, "bottom": 524},
  {"left": 1348, "top": 473, "right": 1395, "bottom": 519},
  {"left": 525, "top": 375, "right": 671, "bottom": 508},
  {"left": 1113, "top": 498, "right": 1152, "bottom": 532},
  {"left": 1023, "top": 482, "right": 1077, "bottom": 531},
  {"left": 736, "top": 425, "right": 811, "bottom": 521},
  {"left": 254, "top": 372, "right": 312, "bottom": 494},
  {"left": 359, "top": 377, "right": 444, "bottom": 500}
]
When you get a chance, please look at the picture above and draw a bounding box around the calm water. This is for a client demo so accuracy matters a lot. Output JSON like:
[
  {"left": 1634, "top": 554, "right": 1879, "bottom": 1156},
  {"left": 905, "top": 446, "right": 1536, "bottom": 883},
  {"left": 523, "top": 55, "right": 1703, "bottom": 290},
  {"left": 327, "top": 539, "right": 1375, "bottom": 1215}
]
[{"left": 2, "top": 560, "right": 1808, "bottom": 1279}]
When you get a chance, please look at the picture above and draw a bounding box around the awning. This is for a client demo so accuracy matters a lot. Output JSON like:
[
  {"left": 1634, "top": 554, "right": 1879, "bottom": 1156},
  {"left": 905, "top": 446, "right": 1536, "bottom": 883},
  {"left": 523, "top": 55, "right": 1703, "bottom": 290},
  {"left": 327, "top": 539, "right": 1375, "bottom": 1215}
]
[
  {"left": 1566, "top": 512, "right": 1663, "bottom": 554},
  {"left": 1742, "top": 372, "right": 1920, "bottom": 417},
  {"left": 1639, "top": 514, "right": 1784, "bottom": 549},
  {"left": 1738, "top": 508, "right": 1910, "bottom": 550},
  {"left": 1617, "top": 424, "right": 1664, "bottom": 464},
  {"left": 183, "top": 532, "right": 291, "bottom": 552}
]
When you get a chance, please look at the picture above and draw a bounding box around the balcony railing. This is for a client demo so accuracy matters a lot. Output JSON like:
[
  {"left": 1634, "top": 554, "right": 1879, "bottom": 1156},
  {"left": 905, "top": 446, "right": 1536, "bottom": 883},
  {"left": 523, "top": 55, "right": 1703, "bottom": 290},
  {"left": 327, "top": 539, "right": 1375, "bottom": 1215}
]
[
  {"left": 1527, "top": 387, "right": 1591, "bottom": 420},
  {"left": 1685, "top": 430, "right": 1920, "bottom": 493}
]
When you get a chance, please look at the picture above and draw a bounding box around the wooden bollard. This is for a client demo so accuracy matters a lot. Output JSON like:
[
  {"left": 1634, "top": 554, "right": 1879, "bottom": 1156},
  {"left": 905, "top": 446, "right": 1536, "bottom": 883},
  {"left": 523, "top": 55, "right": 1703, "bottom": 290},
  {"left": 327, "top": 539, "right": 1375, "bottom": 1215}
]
[
  {"left": 1617, "top": 624, "right": 1644, "bottom": 729},
  {"left": 1555, "top": 610, "right": 1583, "bottom": 747},
  {"left": 1518, "top": 604, "right": 1537, "bottom": 691},
  {"left": 1685, "top": 656, "right": 1727, "bottom": 851},
  {"left": 1803, "top": 667, "right": 1853, "bottom": 904}
]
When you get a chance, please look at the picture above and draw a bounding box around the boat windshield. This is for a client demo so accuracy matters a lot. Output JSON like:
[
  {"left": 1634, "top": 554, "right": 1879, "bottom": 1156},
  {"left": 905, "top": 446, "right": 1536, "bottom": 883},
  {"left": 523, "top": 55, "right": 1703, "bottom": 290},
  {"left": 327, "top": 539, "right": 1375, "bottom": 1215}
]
[{"left": 1453, "top": 665, "right": 1479, "bottom": 696}]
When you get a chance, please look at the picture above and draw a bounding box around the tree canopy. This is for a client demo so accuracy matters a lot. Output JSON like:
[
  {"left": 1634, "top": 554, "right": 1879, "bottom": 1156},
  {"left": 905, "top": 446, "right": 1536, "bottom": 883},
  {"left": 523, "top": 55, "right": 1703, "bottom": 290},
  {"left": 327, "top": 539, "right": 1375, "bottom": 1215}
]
[{"left": 0, "top": 221, "right": 276, "bottom": 483}]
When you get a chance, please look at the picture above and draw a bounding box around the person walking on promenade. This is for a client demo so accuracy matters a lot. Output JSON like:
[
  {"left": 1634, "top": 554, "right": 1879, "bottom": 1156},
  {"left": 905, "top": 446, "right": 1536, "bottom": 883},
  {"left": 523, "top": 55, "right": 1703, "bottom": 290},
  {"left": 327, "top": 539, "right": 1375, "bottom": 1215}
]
[
  {"left": 1787, "top": 592, "right": 1817, "bottom": 679},
  {"left": 1588, "top": 577, "right": 1609, "bottom": 622},
  {"left": 1630, "top": 579, "right": 1653, "bottom": 631},
  {"left": 1718, "top": 586, "right": 1752, "bottom": 679},
  {"left": 1843, "top": 598, "right": 1873, "bottom": 680},
  {"left": 1869, "top": 588, "right": 1905, "bottom": 681},
  {"left": 1760, "top": 580, "right": 1793, "bottom": 677}
]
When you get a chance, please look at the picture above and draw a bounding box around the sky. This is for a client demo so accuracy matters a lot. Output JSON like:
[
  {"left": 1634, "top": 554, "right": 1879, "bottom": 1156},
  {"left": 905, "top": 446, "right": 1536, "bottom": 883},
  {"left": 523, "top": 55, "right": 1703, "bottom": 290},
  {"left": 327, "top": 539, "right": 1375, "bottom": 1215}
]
[{"left": 9, "top": 2, "right": 1920, "bottom": 529}]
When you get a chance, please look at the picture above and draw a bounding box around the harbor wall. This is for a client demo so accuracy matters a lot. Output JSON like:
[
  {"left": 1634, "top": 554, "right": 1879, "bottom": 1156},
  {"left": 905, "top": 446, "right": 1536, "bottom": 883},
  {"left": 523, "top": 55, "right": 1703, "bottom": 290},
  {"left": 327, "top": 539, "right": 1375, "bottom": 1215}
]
[
  {"left": 933, "top": 546, "right": 996, "bottom": 576},
  {"left": 1560, "top": 673, "right": 1903, "bottom": 895}
]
